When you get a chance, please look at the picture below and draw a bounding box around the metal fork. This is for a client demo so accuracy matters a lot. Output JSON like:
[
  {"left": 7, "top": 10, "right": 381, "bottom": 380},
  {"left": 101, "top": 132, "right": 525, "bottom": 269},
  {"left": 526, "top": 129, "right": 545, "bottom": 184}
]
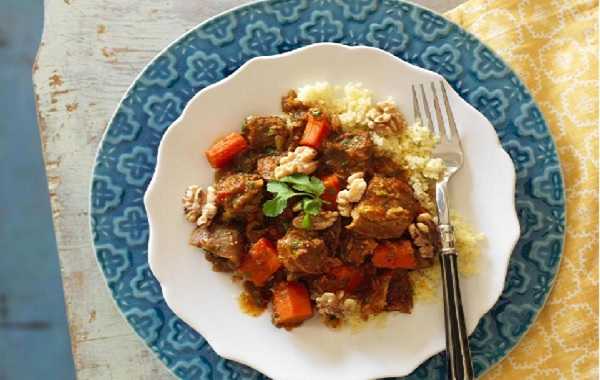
[{"left": 412, "top": 81, "right": 474, "bottom": 380}]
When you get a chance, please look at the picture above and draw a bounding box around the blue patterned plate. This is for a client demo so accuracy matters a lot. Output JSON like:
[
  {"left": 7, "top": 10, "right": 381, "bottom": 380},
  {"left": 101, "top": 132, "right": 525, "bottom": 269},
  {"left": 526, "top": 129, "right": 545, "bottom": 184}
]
[{"left": 91, "top": 1, "right": 565, "bottom": 379}]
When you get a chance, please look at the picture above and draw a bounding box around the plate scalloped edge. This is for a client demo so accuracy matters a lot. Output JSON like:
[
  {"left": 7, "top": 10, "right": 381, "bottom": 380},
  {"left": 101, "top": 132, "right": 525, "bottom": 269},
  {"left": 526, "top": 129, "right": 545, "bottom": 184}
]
[
  {"left": 144, "top": 42, "right": 520, "bottom": 380},
  {"left": 89, "top": 1, "right": 566, "bottom": 379}
]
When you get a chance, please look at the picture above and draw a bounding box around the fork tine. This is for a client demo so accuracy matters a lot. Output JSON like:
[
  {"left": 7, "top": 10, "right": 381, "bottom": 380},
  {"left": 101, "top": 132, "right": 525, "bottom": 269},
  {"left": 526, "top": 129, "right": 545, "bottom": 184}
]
[
  {"left": 419, "top": 84, "right": 435, "bottom": 135},
  {"left": 412, "top": 85, "right": 422, "bottom": 124},
  {"left": 439, "top": 80, "right": 460, "bottom": 142},
  {"left": 430, "top": 82, "right": 447, "bottom": 142}
]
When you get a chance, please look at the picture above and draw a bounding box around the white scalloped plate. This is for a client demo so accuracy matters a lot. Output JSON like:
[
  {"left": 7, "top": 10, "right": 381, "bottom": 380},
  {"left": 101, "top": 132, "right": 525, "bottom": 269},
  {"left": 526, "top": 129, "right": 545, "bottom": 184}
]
[{"left": 145, "top": 43, "right": 519, "bottom": 380}]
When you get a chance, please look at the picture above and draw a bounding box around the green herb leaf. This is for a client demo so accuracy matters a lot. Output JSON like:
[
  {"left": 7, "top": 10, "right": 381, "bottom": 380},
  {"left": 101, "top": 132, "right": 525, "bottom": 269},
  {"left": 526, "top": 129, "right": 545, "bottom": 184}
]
[
  {"left": 302, "top": 198, "right": 322, "bottom": 216},
  {"left": 262, "top": 197, "right": 289, "bottom": 217},
  {"left": 266, "top": 181, "right": 292, "bottom": 195},
  {"left": 279, "top": 174, "right": 324, "bottom": 196},
  {"left": 301, "top": 213, "right": 312, "bottom": 229},
  {"left": 263, "top": 176, "right": 325, "bottom": 219},
  {"left": 263, "top": 181, "right": 299, "bottom": 217}
]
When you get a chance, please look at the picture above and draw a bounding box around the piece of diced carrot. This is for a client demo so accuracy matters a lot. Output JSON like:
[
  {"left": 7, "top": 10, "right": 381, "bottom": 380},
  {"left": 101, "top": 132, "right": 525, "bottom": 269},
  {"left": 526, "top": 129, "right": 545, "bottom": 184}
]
[
  {"left": 239, "top": 238, "right": 281, "bottom": 286},
  {"left": 272, "top": 281, "right": 313, "bottom": 327},
  {"left": 321, "top": 174, "right": 341, "bottom": 209},
  {"left": 299, "top": 112, "right": 330, "bottom": 148},
  {"left": 205, "top": 132, "right": 248, "bottom": 169},
  {"left": 372, "top": 240, "right": 417, "bottom": 269},
  {"left": 330, "top": 265, "right": 364, "bottom": 292}
]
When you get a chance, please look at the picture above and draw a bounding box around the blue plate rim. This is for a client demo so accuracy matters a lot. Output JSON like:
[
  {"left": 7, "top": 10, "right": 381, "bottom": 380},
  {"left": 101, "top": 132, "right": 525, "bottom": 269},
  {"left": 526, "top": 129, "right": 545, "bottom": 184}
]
[{"left": 89, "top": 1, "right": 567, "bottom": 379}]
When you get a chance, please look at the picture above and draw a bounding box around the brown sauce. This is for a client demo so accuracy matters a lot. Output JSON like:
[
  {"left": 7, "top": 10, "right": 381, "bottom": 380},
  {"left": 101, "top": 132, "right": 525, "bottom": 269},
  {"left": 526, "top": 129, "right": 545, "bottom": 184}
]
[{"left": 238, "top": 291, "right": 267, "bottom": 317}]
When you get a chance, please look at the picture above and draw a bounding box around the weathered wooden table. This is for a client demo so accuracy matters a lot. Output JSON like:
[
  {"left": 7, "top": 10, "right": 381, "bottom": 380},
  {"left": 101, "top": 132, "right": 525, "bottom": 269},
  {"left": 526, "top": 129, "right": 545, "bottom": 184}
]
[{"left": 33, "top": 0, "right": 465, "bottom": 378}]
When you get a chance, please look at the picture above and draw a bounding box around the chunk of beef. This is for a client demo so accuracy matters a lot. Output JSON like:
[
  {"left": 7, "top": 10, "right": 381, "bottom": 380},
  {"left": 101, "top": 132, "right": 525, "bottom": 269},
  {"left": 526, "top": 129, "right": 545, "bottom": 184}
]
[
  {"left": 360, "top": 268, "right": 413, "bottom": 316},
  {"left": 281, "top": 90, "right": 308, "bottom": 113},
  {"left": 322, "top": 132, "right": 373, "bottom": 176},
  {"left": 203, "top": 252, "right": 237, "bottom": 272},
  {"left": 243, "top": 116, "right": 288, "bottom": 151},
  {"left": 354, "top": 264, "right": 377, "bottom": 297},
  {"left": 245, "top": 219, "right": 286, "bottom": 244},
  {"left": 277, "top": 228, "right": 337, "bottom": 274},
  {"left": 308, "top": 274, "right": 345, "bottom": 297},
  {"left": 242, "top": 280, "right": 272, "bottom": 309},
  {"left": 215, "top": 173, "right": 263, "bottom": 222},
  {"left": 385, "top": 270, "right": 413, "bottom": 313},
  {"left": 370, "top": 155, "right": 406, "bottom": 178},
  {"left": 256, "top": 155, "right": 280, "bottom": 180},
  {"left": 340, "top": 232, "right": 378, "bottom": 265},
  {"left": 321, "top": 215, "right": 342, "bottom": 255},
  {"left": 347, "top": 176, "right": 418, "bottom": 239},
  {"left": 190, "top": 224, "right": 245, "bottom": 269},
  {"left": 229, "top": 151, "right": 260, "bottom": 174},
  {"left": 361, "top": 271, "right": 393, "bottom": 317}
]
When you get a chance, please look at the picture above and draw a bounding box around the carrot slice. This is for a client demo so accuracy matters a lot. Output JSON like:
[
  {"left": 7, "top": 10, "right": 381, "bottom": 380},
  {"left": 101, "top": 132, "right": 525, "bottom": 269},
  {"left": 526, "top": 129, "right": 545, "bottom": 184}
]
[
  {"left": 239, "top": 238, "right": 281, "bottom": 286},
  {"left": 321, "top": 174, "right": 341, "bottom": 209},
  {"left": 372, "top": 240, "right": 417, "bottom": 269},
  {"left": 330, "top": 265, "right": 364, "bottom": 292},
  {"left": 299, "top": 112, "right": 330, "bottom": 148},
  {"left": 205, "top": 132, "right": 248, "bottom": 169},
  {"left": 272, "top": 281, "right": 313, "bottom": 327}
]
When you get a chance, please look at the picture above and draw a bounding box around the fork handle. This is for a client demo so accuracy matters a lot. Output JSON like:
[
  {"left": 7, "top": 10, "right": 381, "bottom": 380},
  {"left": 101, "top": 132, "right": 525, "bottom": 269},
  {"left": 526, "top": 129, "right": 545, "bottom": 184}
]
[{"left": 441, "top": 252, "right": 474, "bottom": 380}]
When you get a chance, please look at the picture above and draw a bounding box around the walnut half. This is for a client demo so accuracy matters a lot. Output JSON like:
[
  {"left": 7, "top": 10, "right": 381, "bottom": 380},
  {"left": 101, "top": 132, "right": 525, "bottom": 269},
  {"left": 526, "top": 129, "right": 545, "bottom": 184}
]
[
  {"left": 337, "top": 172, "right": 367, "bottom": 217},
  {"left": 182, "top": 185, "right": 205, "bottom": 223},
  {"left": 182, "top": 185, "right": 217, "bottom": 226},
  {"left": 315, "top": 291, "right": 359, "bottom": 320},
  {"left": 366, "top": 100, "right": 407, "bottom": 134},
  {"left": 274, "top": 146, "right": 318, "bottom": 179},
  {"left": 408, "top": 212, "right": 439, "bottom": 258}
]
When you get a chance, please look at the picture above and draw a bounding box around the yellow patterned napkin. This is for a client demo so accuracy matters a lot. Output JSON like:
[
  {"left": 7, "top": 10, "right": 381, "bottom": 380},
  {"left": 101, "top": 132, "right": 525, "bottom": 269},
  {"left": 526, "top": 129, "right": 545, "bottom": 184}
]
[{"left": 444, "top": 0, "right": 599, "bottom": 378}]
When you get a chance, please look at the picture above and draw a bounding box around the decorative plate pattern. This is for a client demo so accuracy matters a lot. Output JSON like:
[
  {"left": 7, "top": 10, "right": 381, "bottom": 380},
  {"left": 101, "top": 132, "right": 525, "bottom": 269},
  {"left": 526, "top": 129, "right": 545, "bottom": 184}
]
[{"left": 90, "top": 1, "right": 565, "bottom": 379}]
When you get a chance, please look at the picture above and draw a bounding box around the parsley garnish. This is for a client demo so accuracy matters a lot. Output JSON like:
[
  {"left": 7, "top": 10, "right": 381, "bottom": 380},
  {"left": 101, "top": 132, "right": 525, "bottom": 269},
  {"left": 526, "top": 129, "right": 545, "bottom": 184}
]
[
  {"left": 262, "top": 174, "right": 325, "bottom": 228},
  {"left": 279, "top": 174, "right": 324, "bottom": 196}
]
